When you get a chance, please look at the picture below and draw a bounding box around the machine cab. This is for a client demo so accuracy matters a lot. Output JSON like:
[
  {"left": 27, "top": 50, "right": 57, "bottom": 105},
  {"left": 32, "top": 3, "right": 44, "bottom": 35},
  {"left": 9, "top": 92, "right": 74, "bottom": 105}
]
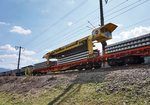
[{"left": 92, "top": 23, "right": 117, "bottom": 42}]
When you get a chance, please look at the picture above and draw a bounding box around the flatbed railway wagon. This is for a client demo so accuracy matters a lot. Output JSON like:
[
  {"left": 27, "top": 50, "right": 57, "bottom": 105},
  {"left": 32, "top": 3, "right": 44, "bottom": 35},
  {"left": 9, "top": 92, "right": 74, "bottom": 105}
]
[{"left": 32, "top": 23, "right": 150, "bottom": 75}]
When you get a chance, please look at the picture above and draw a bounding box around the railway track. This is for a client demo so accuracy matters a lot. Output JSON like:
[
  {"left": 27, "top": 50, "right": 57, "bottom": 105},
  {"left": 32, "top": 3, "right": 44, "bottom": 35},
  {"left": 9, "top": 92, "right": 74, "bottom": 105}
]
[{"left": 45, "top": 63, "right": 150, "bottom": 76}]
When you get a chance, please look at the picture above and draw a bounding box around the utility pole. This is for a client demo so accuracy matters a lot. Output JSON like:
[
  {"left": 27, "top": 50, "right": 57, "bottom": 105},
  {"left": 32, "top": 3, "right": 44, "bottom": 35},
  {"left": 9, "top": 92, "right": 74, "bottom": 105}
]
[
  {"left": 99, "top": 0, "right": 108, "bottom": 68},
  {"left": 99, "top": 0, "right": 104, "bottom": 26},
  {"left": 15, "top": 46, "right": 24, "bottom": 74},
  {"left": 99, "top": 0, "right": 108, "bottom": 55}
]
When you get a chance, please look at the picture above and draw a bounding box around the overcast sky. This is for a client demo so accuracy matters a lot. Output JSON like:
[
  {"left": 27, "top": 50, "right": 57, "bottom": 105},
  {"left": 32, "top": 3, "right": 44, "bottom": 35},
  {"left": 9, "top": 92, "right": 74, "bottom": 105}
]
[{"left": 0, "top": 0, "right": 150, "bottom": 70}]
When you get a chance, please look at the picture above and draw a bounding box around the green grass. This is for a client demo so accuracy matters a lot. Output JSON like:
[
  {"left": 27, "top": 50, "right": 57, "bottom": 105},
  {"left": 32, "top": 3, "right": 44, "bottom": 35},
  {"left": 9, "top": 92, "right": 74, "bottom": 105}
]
[{"left": 0, "top": 82, "right": 150, "bottom": 105}]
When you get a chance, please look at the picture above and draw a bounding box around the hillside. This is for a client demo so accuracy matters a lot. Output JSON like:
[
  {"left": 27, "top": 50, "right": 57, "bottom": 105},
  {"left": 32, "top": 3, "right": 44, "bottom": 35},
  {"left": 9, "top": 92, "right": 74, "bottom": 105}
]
[
  {"left": 0, "top": 68, "right": 10, "bottom": 72},
  {"left": 0, "top": 64, "right": 150, "bottom": 105}
]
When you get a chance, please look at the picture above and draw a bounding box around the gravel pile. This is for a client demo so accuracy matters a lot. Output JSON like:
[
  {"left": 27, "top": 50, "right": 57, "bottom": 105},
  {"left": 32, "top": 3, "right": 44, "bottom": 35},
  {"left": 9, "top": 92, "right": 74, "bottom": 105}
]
[
  {"left": 95, "top": 64, "right": 150, "bottom": 101},
  {"left": 0, "top": 64, "right": 150, "bottom": 95}
]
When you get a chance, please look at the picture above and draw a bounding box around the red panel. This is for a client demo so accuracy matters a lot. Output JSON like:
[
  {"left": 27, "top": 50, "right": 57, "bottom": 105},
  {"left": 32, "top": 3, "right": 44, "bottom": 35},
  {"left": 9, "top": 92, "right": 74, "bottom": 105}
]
[
  {"left": 33, "top": 45, "right": 150, "bottom": 73},
  {"left": 103, "top": 45, "right": 150, "bottom": 59}
]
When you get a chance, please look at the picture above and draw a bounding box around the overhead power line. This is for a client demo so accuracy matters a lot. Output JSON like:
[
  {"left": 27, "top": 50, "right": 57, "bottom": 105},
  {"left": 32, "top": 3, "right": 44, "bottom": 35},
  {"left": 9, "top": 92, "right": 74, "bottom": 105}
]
[
  {"left": 24, "top": 0, "right": 129, "bottom": 50},
  {"left": 36, "top": 28, "right": 89, "bottom": 54},
  {"left": 106, "top": 0, "right": 149, "bottom": 22},
  {"left": 46, "top": 17, "right": 150, "bottom": 54},
  {"left": 23, "top": 0, "right": 88, "bottom": 47},
  {"left": 31, "top": 16, "right": 98, "bottom": 51},
  {"left": 38, "top": 0, "right": 131, "bottom": 49},
  {"left": 25, "top": 8, "right": 99, "bottom": 49},
  {"left": 105, "top": 0, "right": 128, "bottom": 14},
  {"left": 43, "top": 16, "right": 150, "bottom": 54},
  {"left": 105, "top": 0, "right": 140, "bottom": 18},
  {"left": 116, "top": 17, "right": 150, "bottom": 32},
  {"left": 37, "top": 0, "right": 142, "bottom": 49},
  {"left": 30, "top": 0, "right": 149, "bottom": 55},
  {"left": 30, "top": 16, "right": 150, "bottom": 56}
]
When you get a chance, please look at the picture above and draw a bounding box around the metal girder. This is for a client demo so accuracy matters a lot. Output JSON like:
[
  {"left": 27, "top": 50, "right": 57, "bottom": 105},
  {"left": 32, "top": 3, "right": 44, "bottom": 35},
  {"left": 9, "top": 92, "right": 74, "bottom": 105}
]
[
  {"left": 44, "top": 23, "right": 117, "bottom": 60},
  {"left": 105, "top": 33, "right": 150, "bottom": 54},
  {"left": 104, "top": 45, "right": 150, "bottom": 60},
  {"left": 58, "top": 51, "right": 89, "bottom": 65}
]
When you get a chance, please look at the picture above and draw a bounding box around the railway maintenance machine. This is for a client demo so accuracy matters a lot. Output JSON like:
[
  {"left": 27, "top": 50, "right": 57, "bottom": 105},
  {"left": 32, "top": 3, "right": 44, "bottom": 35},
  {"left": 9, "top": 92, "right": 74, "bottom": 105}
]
[{"left": 43, "top": 23, "right": 117, "bottom": 66}]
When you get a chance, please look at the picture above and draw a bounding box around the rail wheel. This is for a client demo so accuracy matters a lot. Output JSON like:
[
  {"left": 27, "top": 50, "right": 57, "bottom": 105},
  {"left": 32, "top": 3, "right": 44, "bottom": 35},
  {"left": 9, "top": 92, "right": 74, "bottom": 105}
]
[
  {"left": 85, "top": 64, "right": 93, "bottom": 70},
  {"left": 108, "top": 59, "right": 118, "bottom": 66},
  {"left": 94, "top": 63, "right": 101, "bottom": 69},
  {"left": 125, "top": 56, "right": 144, "bottom": 65},
  {"left": 136, "top": 56, "right": 144, "bottom": 64},
  {"left": 76, "top": 66, "right": 83, "bottom": 71},
  {"left": 117, "top": 58, "right": 125, "bottom": 66}
]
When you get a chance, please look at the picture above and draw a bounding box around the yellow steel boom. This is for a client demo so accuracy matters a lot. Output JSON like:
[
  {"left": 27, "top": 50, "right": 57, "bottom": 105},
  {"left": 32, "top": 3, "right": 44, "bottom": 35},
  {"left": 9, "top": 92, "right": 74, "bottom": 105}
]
[{"left": 43, "top": 23, "right": 117, "bottom": 65}]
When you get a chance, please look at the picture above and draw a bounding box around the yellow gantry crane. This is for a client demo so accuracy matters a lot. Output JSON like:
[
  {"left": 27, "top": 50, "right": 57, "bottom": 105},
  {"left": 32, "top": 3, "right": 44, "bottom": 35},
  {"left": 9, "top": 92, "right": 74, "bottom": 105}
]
[{"left": 43, "top": 23, "right": 117, "bottom": 65}]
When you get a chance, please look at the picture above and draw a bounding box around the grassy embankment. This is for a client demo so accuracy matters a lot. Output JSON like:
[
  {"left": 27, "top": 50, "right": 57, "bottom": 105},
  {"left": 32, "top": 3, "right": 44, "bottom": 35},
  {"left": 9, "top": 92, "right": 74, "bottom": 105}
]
[{"left": 0, "top": 81, "right": 150, "bottom": 105}]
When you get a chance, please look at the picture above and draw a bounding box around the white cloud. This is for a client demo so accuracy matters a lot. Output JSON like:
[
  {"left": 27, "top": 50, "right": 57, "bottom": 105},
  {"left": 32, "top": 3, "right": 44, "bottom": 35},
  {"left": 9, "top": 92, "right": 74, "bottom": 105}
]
[
  {"left": 10, "top": 26, "right": 31, "bottom": 35},
  {"left": 0, "top": 64, "right": 16, "bottom": 70},
  {"left": 94, "top": 26, "right": 150, "bottom": 52},
  {"left": 0, "top": 54, "right": 18, "bottom": 69},
  {"left": 0, "top": 59, "right": 3, "bottom": 62},
  {"left": 0, "top": 44, "right": 17, "bottom": 53},
  {"left": 18, "top": 55, "right": 39, "bottom": 66},
  {"left": 0, "top": 22, "right": 10, "bottom": 25},
  {"left": 120, "top": 26, "right": 150, "bottom": 39},
  {"left": 0, "top": 54, "right": 39, "bottom": 69},
  {"left": 22, "top": 50, "right": 36, "bottom": 55},
  {"left": 116, "top": 24, "right": 123, "bottom": 28},
  {"left": 107, "top": 26, "right": 150, "bottom": 45},
  {"left": 45, "top": 49, "right": 52, "bottom": 52},
  {"left": 67, "top": 21, "right": 73, "bottom": 26},
  {"left": 0, "top": 22, "right": 6, "bottom": 25},
  {"left": 0, "top": 54, "right": 18, "bottom": 59},
  {"left": 94, "top": 43, "right": 102, "bottom": 50},
  {"left": 0, "top": 44, "right": 38, "bottom": 69},
  {"left": 0, "top": 44, "right": 36, "bottom": 55}
]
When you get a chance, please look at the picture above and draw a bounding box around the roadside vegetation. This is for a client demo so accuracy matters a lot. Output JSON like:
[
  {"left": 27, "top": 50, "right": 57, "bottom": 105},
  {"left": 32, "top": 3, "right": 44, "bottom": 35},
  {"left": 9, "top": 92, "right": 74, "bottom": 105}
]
[{"left": 0, "top": 65, "right": 150, "bottom": 105}]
